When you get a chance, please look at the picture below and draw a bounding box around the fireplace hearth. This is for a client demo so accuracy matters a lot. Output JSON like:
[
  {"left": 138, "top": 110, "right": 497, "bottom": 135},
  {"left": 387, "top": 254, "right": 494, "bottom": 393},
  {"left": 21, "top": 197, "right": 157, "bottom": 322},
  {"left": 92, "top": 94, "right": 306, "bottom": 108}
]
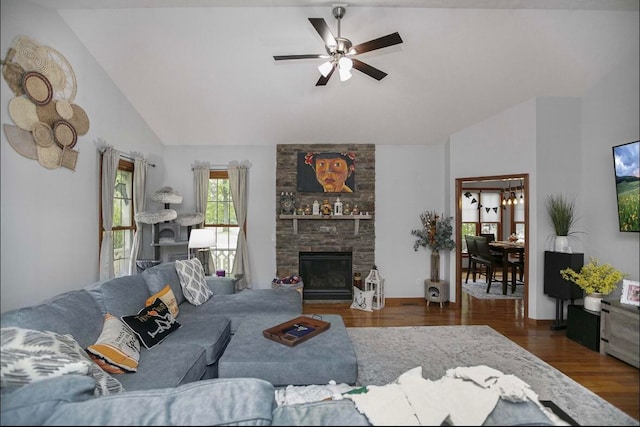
[{"left": 299, "top": 252, "right": 352, "bottom": 301}]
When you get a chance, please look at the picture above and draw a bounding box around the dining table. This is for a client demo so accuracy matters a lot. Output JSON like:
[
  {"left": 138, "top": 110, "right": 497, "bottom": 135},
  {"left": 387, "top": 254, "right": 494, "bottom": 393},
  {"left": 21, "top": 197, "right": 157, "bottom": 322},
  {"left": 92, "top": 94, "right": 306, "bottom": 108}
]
[{"left": 488, "top": 240, "right": 525, "bottom": 295}]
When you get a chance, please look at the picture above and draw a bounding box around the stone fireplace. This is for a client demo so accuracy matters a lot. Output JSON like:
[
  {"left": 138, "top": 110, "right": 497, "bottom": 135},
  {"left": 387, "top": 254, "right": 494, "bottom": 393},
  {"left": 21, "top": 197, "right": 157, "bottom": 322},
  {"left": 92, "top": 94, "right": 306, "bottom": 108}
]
[
  {"left": 299, "top": 251, "right": 352, "bottom": 300},
  {"left": 276, "top": 144, "right": 375, "bottom": 301}
]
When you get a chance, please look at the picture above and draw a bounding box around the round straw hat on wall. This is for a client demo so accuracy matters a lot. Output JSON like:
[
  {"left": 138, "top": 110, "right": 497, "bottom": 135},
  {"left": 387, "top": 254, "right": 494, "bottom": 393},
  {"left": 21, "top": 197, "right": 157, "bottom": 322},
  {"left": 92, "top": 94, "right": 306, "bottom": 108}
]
[
  {"left": 22, "top": 71, "right": 53, "bottom": 105},
  {"left": 53, "top": 120, "right": 77, "bottom": 149},
  {"left": 2, "top": 49, "right": 26, "bottom": 96},
  {"left": 8, "top": 97, "right": 39, "bottom": 131},
  {"left": 3, "top": 124, "right": 38, "bottom": 160},
  {"left": 32, "top": 121, "right": 54, "bottom": 147}
]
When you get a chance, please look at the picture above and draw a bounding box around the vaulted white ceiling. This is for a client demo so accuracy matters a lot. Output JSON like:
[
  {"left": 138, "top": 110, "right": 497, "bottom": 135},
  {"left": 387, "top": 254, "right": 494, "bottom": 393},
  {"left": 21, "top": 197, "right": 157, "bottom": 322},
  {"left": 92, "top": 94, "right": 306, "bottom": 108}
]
[{"left": 30, "top": 0, "right": 639, "bottom": 146}]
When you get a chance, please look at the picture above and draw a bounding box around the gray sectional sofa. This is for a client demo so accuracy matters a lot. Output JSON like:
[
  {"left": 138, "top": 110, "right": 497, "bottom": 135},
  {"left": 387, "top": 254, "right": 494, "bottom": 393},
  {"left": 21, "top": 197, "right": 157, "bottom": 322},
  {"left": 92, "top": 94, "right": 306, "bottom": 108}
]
[{"left": 1, "top": 261, "right": 557, "bottom": 426}]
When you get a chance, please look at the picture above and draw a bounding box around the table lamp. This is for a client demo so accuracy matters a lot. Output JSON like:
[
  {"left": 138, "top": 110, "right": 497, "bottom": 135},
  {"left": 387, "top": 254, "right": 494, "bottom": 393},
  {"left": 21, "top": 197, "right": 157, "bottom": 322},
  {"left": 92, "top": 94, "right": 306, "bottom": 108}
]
[{"left": 188, "top": 229, "right": 215, "bottom": 276}]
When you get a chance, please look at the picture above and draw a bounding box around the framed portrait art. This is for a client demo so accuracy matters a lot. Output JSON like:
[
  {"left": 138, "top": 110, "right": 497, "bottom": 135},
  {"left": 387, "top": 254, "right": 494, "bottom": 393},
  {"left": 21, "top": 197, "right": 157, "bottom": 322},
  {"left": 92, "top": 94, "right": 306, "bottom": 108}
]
[
  {"left": 297, "top": 151, "right": 356, "bottom": 193},
  {"left": 620, "top": 279, "right": 640, "bottom": 307}
]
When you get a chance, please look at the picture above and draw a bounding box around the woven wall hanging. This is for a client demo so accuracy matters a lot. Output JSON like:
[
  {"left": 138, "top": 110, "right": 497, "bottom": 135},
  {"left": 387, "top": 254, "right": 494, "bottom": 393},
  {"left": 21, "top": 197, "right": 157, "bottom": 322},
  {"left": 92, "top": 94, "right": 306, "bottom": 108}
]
[{"left": 1, "top": 35, "right": 90, "bottom": 171}]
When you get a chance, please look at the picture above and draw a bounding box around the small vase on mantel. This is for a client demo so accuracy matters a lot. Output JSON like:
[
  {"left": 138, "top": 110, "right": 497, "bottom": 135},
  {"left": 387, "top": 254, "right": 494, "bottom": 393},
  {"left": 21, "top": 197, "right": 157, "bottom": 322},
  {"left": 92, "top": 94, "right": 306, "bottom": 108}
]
[
  {"left": 584, "top": 292, "right": 604, "bottom": 312},
  {"left": 430, "top": 250, "right": 440, "bottom": 282}
]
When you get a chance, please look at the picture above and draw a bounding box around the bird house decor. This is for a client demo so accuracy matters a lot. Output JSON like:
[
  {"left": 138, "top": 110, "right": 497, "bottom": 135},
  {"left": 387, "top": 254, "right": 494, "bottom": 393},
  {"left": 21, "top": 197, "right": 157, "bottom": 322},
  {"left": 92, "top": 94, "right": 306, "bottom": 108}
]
[{"left": 365, "top": 265, "right": 385, "bottom": 310}]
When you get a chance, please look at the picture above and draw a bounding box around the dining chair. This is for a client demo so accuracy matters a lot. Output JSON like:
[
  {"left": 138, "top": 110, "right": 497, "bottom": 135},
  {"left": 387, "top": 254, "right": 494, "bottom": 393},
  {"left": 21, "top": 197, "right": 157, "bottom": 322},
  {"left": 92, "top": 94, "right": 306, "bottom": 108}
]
[
  {"left": 474, "top": 236, "right": 504, "bottom": 293},
  {"left": 509, "top": 258, "right": 525, "bottom": 293}
]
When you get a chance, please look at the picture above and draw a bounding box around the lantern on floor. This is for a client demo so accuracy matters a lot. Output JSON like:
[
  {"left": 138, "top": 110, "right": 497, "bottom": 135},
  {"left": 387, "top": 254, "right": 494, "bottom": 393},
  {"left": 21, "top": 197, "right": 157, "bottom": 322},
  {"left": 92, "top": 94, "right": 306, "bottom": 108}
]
[{"left": 365, "top": 265, "right": 385, "bottom": 310}]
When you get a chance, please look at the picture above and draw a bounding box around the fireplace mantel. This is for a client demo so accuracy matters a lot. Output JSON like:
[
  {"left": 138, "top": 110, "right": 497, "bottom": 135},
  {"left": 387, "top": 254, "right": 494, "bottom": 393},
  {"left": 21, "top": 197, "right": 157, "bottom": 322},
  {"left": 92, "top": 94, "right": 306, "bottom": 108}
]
[{"left": 279, "top": 213, "right": 372, "bottom": 235}]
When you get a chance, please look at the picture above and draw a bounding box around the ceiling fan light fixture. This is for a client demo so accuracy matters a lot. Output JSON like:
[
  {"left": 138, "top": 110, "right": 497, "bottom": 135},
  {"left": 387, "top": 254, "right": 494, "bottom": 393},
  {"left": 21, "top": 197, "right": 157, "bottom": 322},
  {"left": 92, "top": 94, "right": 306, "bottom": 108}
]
[
  {"left": 338, "top": 56, "right": 353, "bottom": 71},
  {"left": 318, "top": 61, "right": 334, "bottom": 78},
  {"left": 339, "top": 67, "right": 352, "bottom": 81}
]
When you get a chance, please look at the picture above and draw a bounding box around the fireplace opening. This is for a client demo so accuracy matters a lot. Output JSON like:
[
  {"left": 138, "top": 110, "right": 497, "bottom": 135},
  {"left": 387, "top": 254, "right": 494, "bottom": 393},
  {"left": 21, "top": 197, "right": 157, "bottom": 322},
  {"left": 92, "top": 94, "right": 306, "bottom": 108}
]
[{"left": 299, "top": 252, "right": 352, "bottom": 301}]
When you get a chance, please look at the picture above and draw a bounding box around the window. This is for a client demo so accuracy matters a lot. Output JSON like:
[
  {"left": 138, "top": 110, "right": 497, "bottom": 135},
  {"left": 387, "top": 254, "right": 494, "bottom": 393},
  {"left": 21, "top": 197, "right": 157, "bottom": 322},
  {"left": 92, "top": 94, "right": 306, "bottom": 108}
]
[
  {"left": 205, "top": 171, "right": 240, "bottom": 273},
  {"left": 100, "top": 159, "right": 135, "bottom": 277}
]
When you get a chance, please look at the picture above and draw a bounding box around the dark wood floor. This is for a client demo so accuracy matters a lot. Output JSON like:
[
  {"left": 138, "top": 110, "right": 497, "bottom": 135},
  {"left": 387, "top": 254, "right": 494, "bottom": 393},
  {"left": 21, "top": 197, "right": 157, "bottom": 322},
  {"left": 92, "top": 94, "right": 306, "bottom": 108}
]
[{"left": 302, "top": 292, "right": 640, "bottom": 421}]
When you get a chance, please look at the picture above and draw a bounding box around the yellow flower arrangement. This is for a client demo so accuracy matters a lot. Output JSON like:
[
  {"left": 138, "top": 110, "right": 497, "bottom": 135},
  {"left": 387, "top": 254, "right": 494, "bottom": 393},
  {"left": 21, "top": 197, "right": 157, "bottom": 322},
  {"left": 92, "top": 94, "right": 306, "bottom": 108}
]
[{"left": 560, "top": 257, "right": 627, "bottom": 295}]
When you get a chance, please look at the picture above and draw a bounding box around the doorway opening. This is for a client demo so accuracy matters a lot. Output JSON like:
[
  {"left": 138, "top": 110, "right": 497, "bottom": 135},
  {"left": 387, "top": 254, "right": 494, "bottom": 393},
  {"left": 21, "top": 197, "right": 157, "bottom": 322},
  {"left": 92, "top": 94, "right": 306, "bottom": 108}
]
[{"left": 454, "top": 174, "right": 529, "bottom": 319}]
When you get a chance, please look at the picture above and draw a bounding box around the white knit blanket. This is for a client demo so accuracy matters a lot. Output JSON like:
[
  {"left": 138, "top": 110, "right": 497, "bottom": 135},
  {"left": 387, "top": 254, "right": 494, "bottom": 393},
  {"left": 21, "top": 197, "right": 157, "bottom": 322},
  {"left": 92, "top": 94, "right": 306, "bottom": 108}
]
[{"left": 344, "top": 365, "right": 569, "bottom": 426}]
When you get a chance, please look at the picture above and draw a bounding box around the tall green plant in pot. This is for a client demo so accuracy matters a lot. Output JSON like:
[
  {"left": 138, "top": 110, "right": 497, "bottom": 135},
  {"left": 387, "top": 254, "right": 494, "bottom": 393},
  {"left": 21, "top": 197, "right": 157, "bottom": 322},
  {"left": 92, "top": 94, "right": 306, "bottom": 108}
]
[{"left": 545, "top": 194, "right": 578, "bottom": 252}]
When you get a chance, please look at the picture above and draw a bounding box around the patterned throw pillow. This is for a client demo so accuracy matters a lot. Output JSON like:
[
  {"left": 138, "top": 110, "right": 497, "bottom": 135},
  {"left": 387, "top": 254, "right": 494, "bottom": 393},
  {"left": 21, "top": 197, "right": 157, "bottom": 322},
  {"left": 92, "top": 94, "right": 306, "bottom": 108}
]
[
  {"left": 175, "top": 258, "right": 213, "bottom": 305},
  {"left": 0, "top": 327, "right": 125, "bottom": 396},
  {"left": 86, "top": 313, "right": 140, "bottom": 374},
  {"left": 351, "top": 287, "right": 374, "bottom": 312},
  {"left": 121, "top": 298, "right": 181, "bottom": 349},
  {"left": 146, "top": 284, "right": 179, "bottom": 318}
]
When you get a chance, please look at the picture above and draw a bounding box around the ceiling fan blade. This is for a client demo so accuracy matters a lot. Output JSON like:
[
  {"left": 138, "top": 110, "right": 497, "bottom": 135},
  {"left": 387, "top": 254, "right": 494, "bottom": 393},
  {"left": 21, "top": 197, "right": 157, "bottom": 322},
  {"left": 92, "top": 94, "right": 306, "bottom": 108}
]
[
  {"left": 351, "top": 32, "right": 403, "bottom": 55},
  {"left": 309, "top": 18, "right": 337, "bottom": 48},
  {"left": 316, "top": 67, "right": 335, "bottom": 86},
  {"left": 351, "top": 59, "right": 388, "bottom": 81},
  {"left": 273, "top": 54, "right": 326, "bottom": 61}
]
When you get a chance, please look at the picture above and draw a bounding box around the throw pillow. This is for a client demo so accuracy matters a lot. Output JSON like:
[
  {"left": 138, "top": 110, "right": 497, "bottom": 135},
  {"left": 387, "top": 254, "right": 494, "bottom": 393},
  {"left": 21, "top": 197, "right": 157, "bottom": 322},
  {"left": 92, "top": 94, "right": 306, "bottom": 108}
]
[
  {"left": 86, "top": 313, "right": 141, "bottom": 374},
  {"left": 350, "top": 287, "right": 374, "bottom": 312},
  {"left": 121, "top": 298, "right": 181, "bottom": 349},
  {"left": 0, "top": 327, "right": 125, "bottom": 396},
  {"left": 146, "top": 284, "right": 179, "bottom": 318},
  {"left": 175, "top": 258, "right": 213, "bottom": 306}
]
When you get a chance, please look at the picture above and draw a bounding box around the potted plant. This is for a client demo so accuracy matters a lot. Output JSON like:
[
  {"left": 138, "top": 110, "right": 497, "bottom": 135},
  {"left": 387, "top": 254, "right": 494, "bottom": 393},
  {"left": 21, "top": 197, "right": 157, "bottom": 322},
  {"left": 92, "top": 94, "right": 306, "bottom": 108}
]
[
  {"left": 545, "top": 194, "right": 578, "bottom": 252},
  {"left": 560, "top": 257, "right": 627, "bottom": 312},
  {"left": 411, "top": 210, "right": 455, "bottom": 282}
]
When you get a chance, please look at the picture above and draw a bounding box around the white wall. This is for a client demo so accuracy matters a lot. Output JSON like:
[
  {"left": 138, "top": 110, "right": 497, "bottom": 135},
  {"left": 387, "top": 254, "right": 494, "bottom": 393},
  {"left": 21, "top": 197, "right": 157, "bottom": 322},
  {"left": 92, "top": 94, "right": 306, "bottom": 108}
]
[
  {"left": 376, "top": 144, "right": 447, "bottom": 298},
  {"left": 448, "top": 52, "right": 639, "bottom": 319},
  {"left": 158, "top": 144, "right": 446, "bottom": 298},
  {"left": 160, "top": 145, "right": 277, "bottom": 288},
  {"left": 581, "top": 52, "right": 640, "bottom": 286},
  {"left": 1, "top": 1, "right": 637, "bottom": 317},
  {"left": 1, "top": 0, "right": 165, "bottom": 312}
]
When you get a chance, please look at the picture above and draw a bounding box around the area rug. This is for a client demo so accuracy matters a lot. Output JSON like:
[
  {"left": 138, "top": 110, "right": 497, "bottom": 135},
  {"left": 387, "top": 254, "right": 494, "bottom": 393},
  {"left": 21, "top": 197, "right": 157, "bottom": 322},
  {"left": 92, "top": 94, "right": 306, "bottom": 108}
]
[
  {"left": 347, "top": 325, "right": 638, "bottom": 426},
  {"left": 462, "top": 279, "right": 523, "bottom": 299}
]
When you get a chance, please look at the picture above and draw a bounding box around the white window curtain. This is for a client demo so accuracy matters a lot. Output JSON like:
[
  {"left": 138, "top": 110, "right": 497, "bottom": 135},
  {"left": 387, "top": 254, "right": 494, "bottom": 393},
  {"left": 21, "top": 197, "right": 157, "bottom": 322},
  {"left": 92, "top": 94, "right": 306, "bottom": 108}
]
[
  {"left": 228, "top": 162, "right": 250, "bottom": 291},
  {"left": 128, "top": 157, "right": 148, "bottom": 275},
  {"left": 99, "top": 147, "right": 120, "bottom": 280},
  {"left": 193, "top": 162, "right": 214, "bottom": 274},
  {"left": 193, "top": 162, "right": 210, "bottom": 227}
]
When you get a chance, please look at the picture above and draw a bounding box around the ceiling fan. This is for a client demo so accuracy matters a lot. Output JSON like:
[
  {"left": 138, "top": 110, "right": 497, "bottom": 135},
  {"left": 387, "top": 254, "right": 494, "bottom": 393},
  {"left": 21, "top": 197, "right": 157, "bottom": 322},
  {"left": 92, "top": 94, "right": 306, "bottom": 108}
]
[{"left": 273, "top": 4, "right": 403, "bottom": 86}]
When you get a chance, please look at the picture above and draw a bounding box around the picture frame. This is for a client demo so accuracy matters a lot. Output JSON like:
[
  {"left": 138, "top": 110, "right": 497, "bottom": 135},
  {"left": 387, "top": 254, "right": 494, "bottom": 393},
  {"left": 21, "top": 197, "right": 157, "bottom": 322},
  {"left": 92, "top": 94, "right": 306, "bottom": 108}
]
[
  {"left": 620, "top": 279, "right": 640, "bottom": 306},
  {"left": 297, "top": 151, "right": 356, "bottom": 193}
]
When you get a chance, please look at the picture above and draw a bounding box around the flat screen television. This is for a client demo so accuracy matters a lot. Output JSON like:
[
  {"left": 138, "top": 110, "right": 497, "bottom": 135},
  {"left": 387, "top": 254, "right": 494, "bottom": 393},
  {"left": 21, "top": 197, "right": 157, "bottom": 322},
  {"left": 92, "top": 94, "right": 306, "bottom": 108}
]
[{"left": 612, "top": 140, "right": 639, "bottom": 232}]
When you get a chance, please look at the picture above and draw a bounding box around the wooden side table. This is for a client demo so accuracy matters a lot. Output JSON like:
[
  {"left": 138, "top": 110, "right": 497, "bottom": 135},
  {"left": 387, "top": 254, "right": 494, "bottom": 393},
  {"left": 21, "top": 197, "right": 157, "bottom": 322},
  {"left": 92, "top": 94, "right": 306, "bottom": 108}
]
[{"left": 425, "top": 279, "right": 449, "bottom": 307}]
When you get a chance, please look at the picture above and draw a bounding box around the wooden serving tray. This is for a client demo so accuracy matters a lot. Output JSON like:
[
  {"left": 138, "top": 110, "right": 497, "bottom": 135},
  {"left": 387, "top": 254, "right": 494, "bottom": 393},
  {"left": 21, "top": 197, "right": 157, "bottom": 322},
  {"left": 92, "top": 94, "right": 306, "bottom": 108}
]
[{"left": 263, "top": 315, "right": 331, "bottom": 347}]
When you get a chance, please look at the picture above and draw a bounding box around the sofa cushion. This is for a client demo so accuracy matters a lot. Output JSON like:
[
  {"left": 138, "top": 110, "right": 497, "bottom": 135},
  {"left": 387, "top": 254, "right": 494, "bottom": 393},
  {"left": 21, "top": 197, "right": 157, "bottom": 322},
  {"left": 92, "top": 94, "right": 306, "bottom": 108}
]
[
  {"left": 146, "top": 285, "right": 179, "bottom": 318},
  {"left": 175, "top": 258, "right": 213, "bottom": 306},
  {"left": 203, "top": 289, "right": 302, "bottom": 333},
  {"left": 42, "top": 377, "right": 275, "bottom": 426},
  {"left": 121, "top": 299, "right": 181, "bottom": 349},
  {"left": 0, "top": 327, "right": 124, "bottom": 396},
  {"left": 86, "top": 313, "right": 140, "bottom": 374},
  {"left": 272, "top": 400, "right": 371, "bottom": 426},
  {"left": 0, "top": 375, "right": 96, "bottom": 426},
  {"left": 85, "top": 275, "right": 151, "bottom": 318},
  {"left": 112, "top": 343, "right": 207, "bottom": 391},
  {"left": 166, "top": 304, "right": 231, "bottom": 365},
  {"left": 142, "top": 262, "right": 186, "bottom": 306},
  {"left": 1, "top": 327, "right": 90, "bottom": 390},
  {"left": 0, "top": 290, "right": 103, "bottom": 349}
]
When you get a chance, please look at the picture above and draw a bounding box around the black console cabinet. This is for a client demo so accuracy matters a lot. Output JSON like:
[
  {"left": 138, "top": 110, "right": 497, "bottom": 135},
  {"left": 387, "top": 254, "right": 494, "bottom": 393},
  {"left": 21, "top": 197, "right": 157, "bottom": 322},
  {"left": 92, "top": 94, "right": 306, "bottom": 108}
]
[
  {"left": 567, "top": 304, "right": 600, "bottom": 351},
  {"left": 544, "top": 251, "right": 584, "bottom": 330}
]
